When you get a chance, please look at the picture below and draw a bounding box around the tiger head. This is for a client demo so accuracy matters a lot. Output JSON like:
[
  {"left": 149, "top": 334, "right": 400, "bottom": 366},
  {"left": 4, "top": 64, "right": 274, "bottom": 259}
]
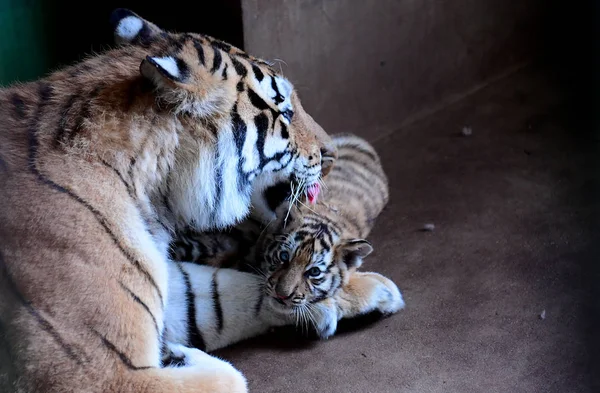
[
  {"left": 110, "top": 9, "right": 336, "bottom": 230},
  {"left": 256, "top": 204, "right": 373, "bottom": 308}
]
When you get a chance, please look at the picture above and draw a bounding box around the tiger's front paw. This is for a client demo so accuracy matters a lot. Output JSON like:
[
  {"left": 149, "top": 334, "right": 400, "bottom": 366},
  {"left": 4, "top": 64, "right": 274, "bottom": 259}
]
[{"left": 357, "top": 272, "right": 405, "bottom": 315}]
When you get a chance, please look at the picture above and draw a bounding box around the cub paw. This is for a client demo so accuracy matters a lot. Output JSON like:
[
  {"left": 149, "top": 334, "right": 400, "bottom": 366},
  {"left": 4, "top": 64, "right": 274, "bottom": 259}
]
[
  {"left": 356, "top": 272, "right": 405, "bottom": 315},
  {"left": 312, "top": 299, "right": 339, "bottom": 339}
]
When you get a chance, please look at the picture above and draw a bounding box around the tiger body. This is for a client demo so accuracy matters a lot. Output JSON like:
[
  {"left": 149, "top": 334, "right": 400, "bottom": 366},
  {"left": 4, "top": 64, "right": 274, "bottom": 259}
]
[
  {"left": 0, "top": 9, "right": 334, "bottom": 393},
  {"left": 171, "top": 134, "right": 404, "bottom": 341}
]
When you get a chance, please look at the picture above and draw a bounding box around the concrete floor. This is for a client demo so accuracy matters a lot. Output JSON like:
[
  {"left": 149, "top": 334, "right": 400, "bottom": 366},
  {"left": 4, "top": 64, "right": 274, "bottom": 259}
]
[{"left": 215, "top": 65, "right": 599, "bottom": 393}]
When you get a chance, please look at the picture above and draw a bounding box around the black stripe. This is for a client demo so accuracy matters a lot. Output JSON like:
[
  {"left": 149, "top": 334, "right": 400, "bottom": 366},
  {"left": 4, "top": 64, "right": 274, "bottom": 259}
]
[
  {"left": 247, "top": 89, "right": 270, "bottom": 111},
  {"left": 319, "top": 237, "right": 330, "bottom": 251},
  {"left": 174, "top": 57, "right": 190, "bottom": 81},
  {"left": 280, "top": 121, "right": 289, "bottom": 139},
  {"left": 270, "top": 76, "right": 285, "bottom": 104},
  {"left": 119, "top": 282, "right": 159, "bottom": 335},
  {"left": 231, "top": 57, "right": 248, "bottom": 77},
  {"left": 11, "top": 93, "right": 26, "bottom": 119},
  {"left": 193, "top": 39, "right": 206, "bottom": 66},
  {"left": 27, "top": 83, "right": 165, "bottom": 307},
  {"left": 176, "top": 263, "right": 207, "bottom": 351},
  {"left": 231, "top": 106, "right": 246, "bottom": 155},
  {"left": 211, "top": 46, "right": 223, "bottom": 73},
  {"left": 251, "top": 64, "right": 264, "bottom": 81},
  {"left": 0, "top": 252, "right": 83, "bottom": 365},
  {"left": 91, "top": 329, "right": 152, "bottom": 370},
  {"left": 231, "top": 106, "right": 250, "bottom": 193},
  {"left": 211, "top": 270, "right": 224, "bottom": 333},
  {"left": 310, "top": 286, "right": 330, "bottom": 304},
  {"left": 222, "top": 63, "right": 229, "bottom": 80},
  {"left": 100, "top": 159, "right": 134, "bottom": 200},
  {"left": 114, "top": 168, "right": 168, "bottom": 237},
  {"left": 254, "top": 113, "right": 269, "bottom": 165},
  {"left": 212, "top": 40, "right": 232, "bottom": 53},
  {"left": 236, "top": 81, "right": 245, "bottom": 92}
]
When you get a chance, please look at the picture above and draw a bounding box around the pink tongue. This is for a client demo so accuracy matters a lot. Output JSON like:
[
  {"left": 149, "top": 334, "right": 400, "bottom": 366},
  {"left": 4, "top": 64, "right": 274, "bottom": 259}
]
[{"left": 307, "top": 183, "right": 320, "bottom": 204}]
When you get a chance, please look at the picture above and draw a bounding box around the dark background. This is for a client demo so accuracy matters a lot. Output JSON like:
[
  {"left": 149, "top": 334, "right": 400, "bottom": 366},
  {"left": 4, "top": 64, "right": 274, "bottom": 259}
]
[{"left": 0, "top": 0, "right": 243, "bottom": 84}]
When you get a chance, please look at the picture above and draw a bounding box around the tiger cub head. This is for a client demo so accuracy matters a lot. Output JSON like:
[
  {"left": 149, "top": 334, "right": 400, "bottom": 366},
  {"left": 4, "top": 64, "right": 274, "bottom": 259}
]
[
  {"left": 256, "top": 204, "right": 372, "bottom": 308},
  {"left": 110, "top": 9, "right": 336, "bottom": 229}
]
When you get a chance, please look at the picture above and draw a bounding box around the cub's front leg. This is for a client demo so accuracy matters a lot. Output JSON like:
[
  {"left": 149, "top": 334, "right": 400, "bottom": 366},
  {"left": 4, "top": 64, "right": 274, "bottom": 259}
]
[
  {"left": 164, "top": 262, "right": 295, "bottom": 353},
  {"left": 311, "top": 271, "right": 405, "bottom": 339}
]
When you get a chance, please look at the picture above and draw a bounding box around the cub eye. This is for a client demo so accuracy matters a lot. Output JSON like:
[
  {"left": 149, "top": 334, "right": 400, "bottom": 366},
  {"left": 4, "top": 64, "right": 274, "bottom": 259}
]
[
  {"left": 279, "top": 250, "right": 290, "bottom": 263},
  {"left": 307, "top": 267, "right": 321, "bottom": 277}
]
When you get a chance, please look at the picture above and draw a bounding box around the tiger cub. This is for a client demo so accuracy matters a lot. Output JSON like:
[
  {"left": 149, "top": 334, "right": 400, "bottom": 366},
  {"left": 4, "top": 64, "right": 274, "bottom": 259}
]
[
  {"left": 0, "top": 8, "right": 335, "bottom": 393},
  {"left": 171, "top": 134, "right": 404, "bottom": 341}
]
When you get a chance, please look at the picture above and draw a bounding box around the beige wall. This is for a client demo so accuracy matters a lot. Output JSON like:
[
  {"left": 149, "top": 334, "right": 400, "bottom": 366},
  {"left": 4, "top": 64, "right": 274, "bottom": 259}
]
[{"left": 242, "top": 0, "right": 542, "bottom": 141}]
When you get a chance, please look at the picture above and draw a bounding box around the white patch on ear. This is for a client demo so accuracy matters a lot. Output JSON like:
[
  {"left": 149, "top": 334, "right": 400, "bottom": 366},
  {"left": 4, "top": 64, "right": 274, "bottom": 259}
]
[
  {"left": 116, "top": 16, "right": 143, "bottom": 41},
  {"left": 152, "top": 56, "right": 180, "bottom": 79}
]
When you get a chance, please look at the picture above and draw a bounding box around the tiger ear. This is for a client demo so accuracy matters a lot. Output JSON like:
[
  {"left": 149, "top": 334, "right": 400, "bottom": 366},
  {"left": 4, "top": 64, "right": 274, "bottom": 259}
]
[
  {"left": 140, "top": 53, "right": 235, "bottom": 117},
  {"left": 140, "top": 56, "right": 189, "bottom": 85},
  {"left": 110, "top": 8, "right": 163, "bottom": 46},
  {"left": 338, "top": 239, "right": 373, "bottom": 270}
]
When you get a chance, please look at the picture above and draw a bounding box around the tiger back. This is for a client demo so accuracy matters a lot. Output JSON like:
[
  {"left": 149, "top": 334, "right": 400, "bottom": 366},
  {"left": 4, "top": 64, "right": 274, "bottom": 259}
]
[{"left": 0, "top": 9, "right": 335, "bottom": 393}]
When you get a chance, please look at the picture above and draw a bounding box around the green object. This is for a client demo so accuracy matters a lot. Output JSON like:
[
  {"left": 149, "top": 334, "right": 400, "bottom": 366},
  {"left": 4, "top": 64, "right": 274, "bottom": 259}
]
[{"left": 0, "top": 1, "right": 53, "bottom": 85}]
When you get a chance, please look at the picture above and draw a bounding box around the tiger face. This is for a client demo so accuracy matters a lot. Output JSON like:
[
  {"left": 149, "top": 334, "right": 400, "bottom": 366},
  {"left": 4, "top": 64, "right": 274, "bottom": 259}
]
[
  {"left": 111, "top": 9, "right": 335, "bottom": 230},
  {"left": 256, "top": 205, "right": 373, "bottom": 308}
]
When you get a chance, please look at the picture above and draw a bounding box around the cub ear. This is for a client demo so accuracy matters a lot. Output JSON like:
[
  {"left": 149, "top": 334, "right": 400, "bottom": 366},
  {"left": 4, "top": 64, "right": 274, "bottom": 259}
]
[
  {"left": 320, "top": 146, "right": 337, "bottom": 177},
  {"left": 140, "top": 56, "right": 190, "bottom": 85},
  {"left": 338, "top": 239, "right": 373, "bottom": 270},
  {"left": 110, "top": 8, "right": 163, "bottom": 46}
]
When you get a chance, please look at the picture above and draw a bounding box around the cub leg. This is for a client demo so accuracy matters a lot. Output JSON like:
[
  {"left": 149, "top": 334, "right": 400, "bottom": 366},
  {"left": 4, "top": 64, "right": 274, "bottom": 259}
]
[{"left": 311, "top": 271, "right": 405, "bottom": 339}]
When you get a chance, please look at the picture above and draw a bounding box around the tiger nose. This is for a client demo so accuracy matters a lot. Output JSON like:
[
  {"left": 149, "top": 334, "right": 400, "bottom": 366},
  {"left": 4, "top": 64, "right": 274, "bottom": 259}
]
[{"left": 275, "top": 291, "right": 292, "bottom": 300}]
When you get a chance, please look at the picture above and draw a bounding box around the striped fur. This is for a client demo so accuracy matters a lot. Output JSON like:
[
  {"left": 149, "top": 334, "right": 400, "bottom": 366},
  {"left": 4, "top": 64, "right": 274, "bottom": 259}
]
[
  {"left": 0, "top": 9, "right": 335, "bottom": 393},
  {"left": 171, "top": 134, "right": 404, "bottom": 340}
]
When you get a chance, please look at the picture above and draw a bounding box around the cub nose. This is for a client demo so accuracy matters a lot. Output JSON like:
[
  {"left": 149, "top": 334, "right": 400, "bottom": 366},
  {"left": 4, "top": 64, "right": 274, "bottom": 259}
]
[{"left": 275, "top": 291, "right": 292, "bottom": 300}]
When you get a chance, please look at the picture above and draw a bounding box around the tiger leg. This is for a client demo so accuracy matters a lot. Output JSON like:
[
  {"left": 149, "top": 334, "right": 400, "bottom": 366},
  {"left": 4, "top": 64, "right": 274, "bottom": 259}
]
[
  {"left": 311, "top": 271, "right": 405, "bottom": 339},
  {"left": 118, "top": 343, "right": 247, "bottom": 393}
]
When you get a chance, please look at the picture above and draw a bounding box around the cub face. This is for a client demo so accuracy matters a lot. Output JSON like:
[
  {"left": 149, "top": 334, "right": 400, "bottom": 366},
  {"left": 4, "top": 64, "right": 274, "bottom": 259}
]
[{"left": 256, "top": 205, "right": 373, "bottom": 308}]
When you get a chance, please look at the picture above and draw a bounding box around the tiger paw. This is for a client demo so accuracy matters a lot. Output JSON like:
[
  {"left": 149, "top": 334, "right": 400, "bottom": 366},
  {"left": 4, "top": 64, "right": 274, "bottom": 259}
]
[
  {"left": 354, "top": 272, "right": 405, "bottom": 316},
  {"left": 163, "top": 343, "right": 215, "bottom": 367}
]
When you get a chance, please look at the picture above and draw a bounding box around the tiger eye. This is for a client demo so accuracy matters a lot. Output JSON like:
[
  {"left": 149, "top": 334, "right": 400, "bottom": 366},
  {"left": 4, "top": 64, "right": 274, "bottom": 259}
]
[
  {"left": 279, "top": 250, "right": 290, "bottom": 263},
  {"left": 307, "top": 267, "right": 321, "bottom": 277}
]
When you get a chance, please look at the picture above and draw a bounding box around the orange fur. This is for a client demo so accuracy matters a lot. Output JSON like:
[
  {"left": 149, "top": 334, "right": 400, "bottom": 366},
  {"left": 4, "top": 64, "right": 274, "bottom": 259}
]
[{"left": 0, "top": 9, "right": 334, "bottom": 393}]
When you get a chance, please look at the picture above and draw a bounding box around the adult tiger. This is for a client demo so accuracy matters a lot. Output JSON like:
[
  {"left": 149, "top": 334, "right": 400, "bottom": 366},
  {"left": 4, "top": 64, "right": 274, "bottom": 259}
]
[{"left": 0, "top": 9, "right": 335, "bottom": 393}]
